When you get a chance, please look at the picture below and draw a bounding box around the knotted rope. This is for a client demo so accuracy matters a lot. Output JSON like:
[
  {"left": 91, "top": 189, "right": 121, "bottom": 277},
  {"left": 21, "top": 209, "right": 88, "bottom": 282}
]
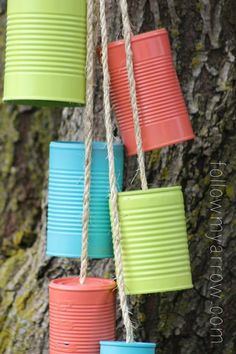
[
  {"left": 99, "top": 0, "right": 134, "bottom": 343},
  {"left": 80, "top": 0, "right": 95, "bottom": 284},
  {"left": 119, "top": 0, "right": 148, "bottom": 190}
]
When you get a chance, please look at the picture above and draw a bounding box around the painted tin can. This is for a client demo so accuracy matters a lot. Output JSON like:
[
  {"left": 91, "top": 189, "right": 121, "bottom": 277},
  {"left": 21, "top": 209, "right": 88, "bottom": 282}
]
[
  {"left": 100, "top": 341, "right": 156, "bottom": 354},
  {"left": 111, "top": 186, "right": 193, "bottom": 294},
  {"left": 3, "top": 0, "right": 87, "bottom": 106},
  {"left": 49, "top": 277, "right": 116, "bottom": 354},
  {"left": 107, "top": 29, "right": 195, "bottom": 155},
  {"left": 47, "top": 141, "right": 124, "bottom": 258}
]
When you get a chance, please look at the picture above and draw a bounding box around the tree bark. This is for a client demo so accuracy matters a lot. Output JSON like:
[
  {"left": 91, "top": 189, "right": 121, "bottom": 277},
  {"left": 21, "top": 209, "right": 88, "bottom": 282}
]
[{"left": 0, "top": 0, "right": 235, "bottom": 353}]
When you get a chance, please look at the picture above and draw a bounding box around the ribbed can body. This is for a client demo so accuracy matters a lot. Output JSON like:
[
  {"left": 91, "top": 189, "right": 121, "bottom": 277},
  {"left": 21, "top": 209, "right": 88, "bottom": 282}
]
[
  {"left": 49, "top": 277, "right": 116, "bottom": 354},
  {"left": 3, "top": 0, "right": 87, "bottom": 106},
  {"left": 100, "top": 341, "right": 156, "bottom": 354},
  {"left": 47, "top": 141, "right": 124, "bottom": 258},
  {"left": 113, "top": 186, "right": 193, "bottom": 294},
  {"left": 107, "top": 29, "right": 195, "bottom": 155}
]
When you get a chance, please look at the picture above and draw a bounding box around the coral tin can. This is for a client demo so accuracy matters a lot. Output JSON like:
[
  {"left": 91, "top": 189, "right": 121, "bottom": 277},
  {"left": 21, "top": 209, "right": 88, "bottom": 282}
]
[
  {"left": 3, "top": 0, "right": 87, "bottom": 106},
  {"left": 47, "top": 141, "right": 124, "bottom": 258},
  {"left": 100, "top": 341, "right": 156, "bottom": 354},
  {"left": 49, "top": 277, "right": 116, "bottom": 354},
  {"left": 107, "top": 29, "right": 195, "bottom": 155},
  {"left": 112, "top": 186, "right": 193, "bottom": 295}
]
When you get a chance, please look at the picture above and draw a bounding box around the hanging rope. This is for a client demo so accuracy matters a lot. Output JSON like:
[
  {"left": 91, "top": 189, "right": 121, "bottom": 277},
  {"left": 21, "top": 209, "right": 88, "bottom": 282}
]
[
  {"left": 119, "top": 0, "right": 148, "bottom": 190},
  {"left": 99, "top": 0, "right": 134, "bottom": 343},
  {"left": 80, "top": 0, "right": 95, "bottom": 284}
]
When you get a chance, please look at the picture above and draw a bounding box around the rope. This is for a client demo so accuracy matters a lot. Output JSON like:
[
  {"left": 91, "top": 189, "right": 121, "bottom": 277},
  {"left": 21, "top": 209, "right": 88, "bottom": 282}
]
[
  {"left": 80, "top": 0, "right": 95, "bottom": 284},
  {"left": 119, "top": 0, "right": 148, "bottom": 190},
  {"left": 99, "top": 0, "right": 134, "bottom": 343}
]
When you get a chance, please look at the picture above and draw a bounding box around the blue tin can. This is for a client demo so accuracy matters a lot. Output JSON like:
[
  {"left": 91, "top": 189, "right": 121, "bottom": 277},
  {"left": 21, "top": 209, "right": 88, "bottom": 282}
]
[
  {"left": 47, "top": 141, "right": 124, "bottom": 258},
  {"left": 100, "top": 341, "right": 156, "bottom": 354}
]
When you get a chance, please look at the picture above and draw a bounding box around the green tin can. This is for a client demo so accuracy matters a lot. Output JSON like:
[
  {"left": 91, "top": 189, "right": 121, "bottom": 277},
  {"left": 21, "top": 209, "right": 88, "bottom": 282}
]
[
  {"left": 3, "top": 0, "right": 87, "bottom": 106},
  {"left": 112, "top": 186, "right": 193, "bottom": 295}
]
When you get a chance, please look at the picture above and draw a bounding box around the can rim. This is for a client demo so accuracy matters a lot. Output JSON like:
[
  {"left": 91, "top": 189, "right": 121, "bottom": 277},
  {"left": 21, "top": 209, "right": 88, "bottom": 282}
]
[
  {"left": 49, "top": 277, "right": 116, "bottom": 291},
  {"left": 100, "top": 341, "right": 156, "bottom": 348},
  {"left": 50, "top": 141, "right": 123, "bottom": 150},
  {"left": 118, "top": 186, "right": 181, "bottom": 197},
  {"left": 108, "top": 28, "right": 167, "bottom": 50},
  {"left": 3, "top": 97, "right": 84, "bottom": 108}
]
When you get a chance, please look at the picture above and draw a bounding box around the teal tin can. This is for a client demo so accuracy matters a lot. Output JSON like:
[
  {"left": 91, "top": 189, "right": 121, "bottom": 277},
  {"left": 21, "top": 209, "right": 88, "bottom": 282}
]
[
  {"left": 100, "top": 341, "right": 156, "bottom": 354},
  {"left": 47, "top": 141, "right": 124, "bottom": 258}
]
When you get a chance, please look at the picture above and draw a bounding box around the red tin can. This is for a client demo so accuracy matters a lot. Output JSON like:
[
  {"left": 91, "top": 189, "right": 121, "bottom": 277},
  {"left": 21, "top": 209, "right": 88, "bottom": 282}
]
[
  {"left": 107, "top": 29, "right": 195, "bottom": 155},
  {"left": 49, "top": 277, "right": 116, "bottom": 354}
]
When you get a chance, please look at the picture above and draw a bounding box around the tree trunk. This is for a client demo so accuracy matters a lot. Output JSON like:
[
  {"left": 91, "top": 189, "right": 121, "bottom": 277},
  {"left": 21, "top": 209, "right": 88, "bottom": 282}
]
[{"left": 0, "top": 0, "right": 235, "bottom": 353}]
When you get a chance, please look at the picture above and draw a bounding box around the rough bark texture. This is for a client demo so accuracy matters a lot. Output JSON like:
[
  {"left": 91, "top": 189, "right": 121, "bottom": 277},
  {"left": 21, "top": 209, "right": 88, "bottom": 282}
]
[{"left": 0, "top": 0, "right": 236, "bottom": 353}]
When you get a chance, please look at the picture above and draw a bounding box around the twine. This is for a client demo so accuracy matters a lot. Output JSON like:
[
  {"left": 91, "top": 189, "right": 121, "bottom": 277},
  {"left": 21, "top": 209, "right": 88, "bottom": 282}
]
[
  {"left": 119, "top": 0, "right": 148, "bottom": 190},
  {"left": 99, "top": 0, "right": 134, "bottom": 343},
  {"left": 80, "top": 0, "right": 95, "bottom": 284}
]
